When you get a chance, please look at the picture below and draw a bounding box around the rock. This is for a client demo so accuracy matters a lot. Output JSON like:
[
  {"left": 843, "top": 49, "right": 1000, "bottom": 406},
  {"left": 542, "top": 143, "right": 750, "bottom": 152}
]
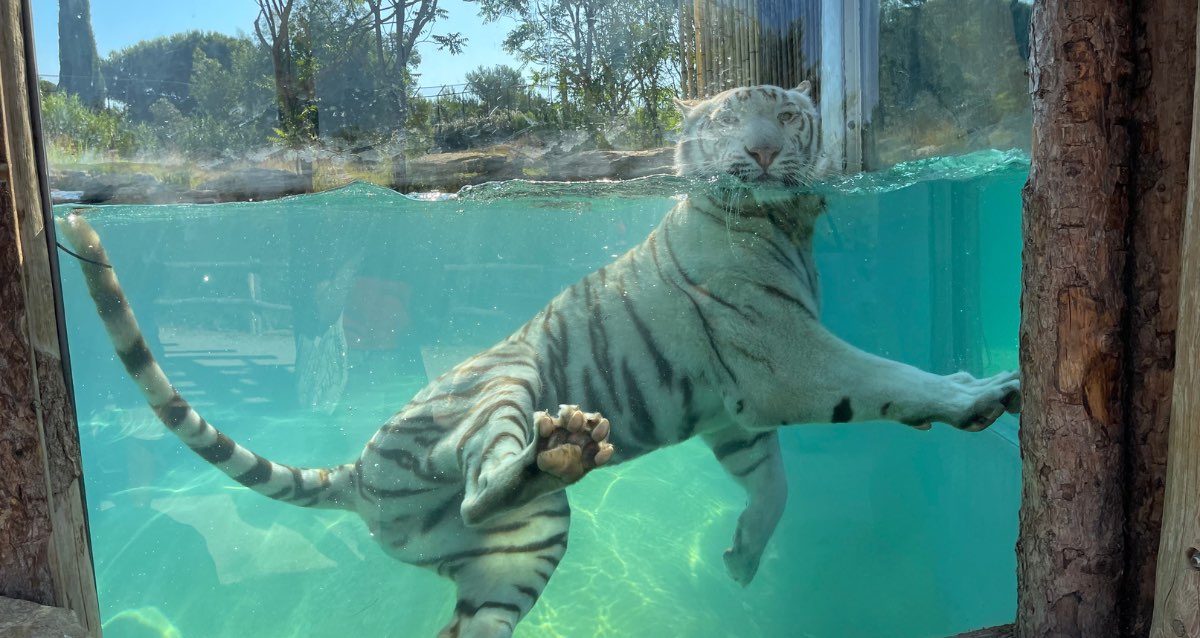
[
  {"left": 43, "top": 146, "right": 679, "bottom": 202},
  {"left": 0, "top": 596, "right": 89, "bottom": 638},
  {"left": 78, "top": 172, "right": 177, "bottom": 205},
  {"left": 197, "top": 168, "right": 312, "bottom": 202},
  {"left": 533, "top": 147, "right": 675, "bottom": 181},
  {"left": 607, "top": 148, "right": 676, "bottom": 179},
  {"left": 48, "top": 170, "right": 90, "bottom": 191},
  {"left": 404, "top": 151, "right": 524, "bottom": 191}
]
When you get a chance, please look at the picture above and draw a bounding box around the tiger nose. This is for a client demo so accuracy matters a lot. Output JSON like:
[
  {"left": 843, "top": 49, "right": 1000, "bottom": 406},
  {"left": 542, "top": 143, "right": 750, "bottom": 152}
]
[{"left": 745, "top": 145, "right": 781, "bottom": 170}]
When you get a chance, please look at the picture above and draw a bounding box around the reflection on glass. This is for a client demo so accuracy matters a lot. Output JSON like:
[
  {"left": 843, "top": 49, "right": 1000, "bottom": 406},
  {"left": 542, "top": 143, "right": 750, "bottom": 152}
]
[{"left": 36, "top": 0, "right": 1031, "bottom": 199}]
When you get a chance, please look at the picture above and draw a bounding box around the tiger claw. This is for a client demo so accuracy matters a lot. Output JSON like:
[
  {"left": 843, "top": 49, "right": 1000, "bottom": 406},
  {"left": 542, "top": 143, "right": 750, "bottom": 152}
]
[
  {"left": 537, "top": 413, "right": 556, "bottom": 437},
  {"left": 567, "top": 410, "right": 585, "bottom": 432},
  {"left": 591, "top": 418, "right": 610, "bottom": 442}
]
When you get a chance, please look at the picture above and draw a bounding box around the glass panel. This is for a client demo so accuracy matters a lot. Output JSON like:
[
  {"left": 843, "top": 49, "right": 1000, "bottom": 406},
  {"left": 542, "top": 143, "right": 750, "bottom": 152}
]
[
  {"left": 36, "top": 0, "right": 1028, "bottom": 635},
  {"left": 36, "top": 0, "right": 1033, "bottom": 196},
  {"left": 872, "top": 0, "right": 1033, "bottom": 166}
]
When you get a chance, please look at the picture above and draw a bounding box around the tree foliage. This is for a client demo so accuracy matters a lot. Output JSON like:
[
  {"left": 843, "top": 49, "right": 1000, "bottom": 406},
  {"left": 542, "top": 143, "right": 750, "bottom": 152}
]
[
  {"left": 471, "top": 0, "right": 679, "bottom": 145},
  {"left": 464, "top": 65, "right": 524, "bottom": 108},
  {"left": 102, "top": 32, "right": 246, "bottom": 121},
  {"left": 255, "top": 0, "right": 320, "bottom": 143},
  {"left": 57, "top": 0, "right": 105, "bottom": 106},
  {"left": 48, "top": 0, "right": 1033, "bottom": 165}
]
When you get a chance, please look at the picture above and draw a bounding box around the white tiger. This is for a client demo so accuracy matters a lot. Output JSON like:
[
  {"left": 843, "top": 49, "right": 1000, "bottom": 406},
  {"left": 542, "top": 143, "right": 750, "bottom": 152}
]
[{"left": 61, "top": 82, "right": 1020, "bottom": 638}]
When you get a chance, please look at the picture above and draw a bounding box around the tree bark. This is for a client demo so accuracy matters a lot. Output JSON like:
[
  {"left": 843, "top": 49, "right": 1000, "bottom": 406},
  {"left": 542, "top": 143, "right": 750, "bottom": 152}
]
[
  {"left": 0, "top": 0, "right": 99, "bottom": 633},
  {"left": 1124, "top": 0, "right": 1196, "bottom": 635},
  {"left": 1147, "top": 9, "right": 1200, "bottom": 637},
  {"left": 1019, "top": 1, "right": 1194, "bottom": 635},
  {"left": 1017, "top": 0, "right": 1134, "bottom": 636},
  {"left": 255, "top": 0, "right": 317, "bottom": 142}
]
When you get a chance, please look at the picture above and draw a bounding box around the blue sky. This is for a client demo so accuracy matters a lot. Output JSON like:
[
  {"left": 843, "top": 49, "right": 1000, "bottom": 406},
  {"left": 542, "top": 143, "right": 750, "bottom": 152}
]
[{"left": 30, "top": 0, "right": 520, "bottom": 89}]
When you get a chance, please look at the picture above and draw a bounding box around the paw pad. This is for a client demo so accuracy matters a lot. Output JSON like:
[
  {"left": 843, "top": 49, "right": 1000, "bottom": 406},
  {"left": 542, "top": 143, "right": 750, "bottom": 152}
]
[{"left": 534, "top": 404, "right": 614, "bottom": 482}]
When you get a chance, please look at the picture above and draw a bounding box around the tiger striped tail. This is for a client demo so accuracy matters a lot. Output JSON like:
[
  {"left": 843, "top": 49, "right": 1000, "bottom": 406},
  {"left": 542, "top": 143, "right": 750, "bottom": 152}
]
[{"left": 60, "top": 213, "right": 355, "bottom": 510}]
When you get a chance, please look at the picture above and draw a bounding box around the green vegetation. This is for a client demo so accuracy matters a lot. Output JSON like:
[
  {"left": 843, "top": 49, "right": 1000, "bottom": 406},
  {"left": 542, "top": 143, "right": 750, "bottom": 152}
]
[
  {"left": 44, "top": 0, "right": 1033, "bottom": 180},
  {"left": 57, "top": 0, "right": 105, "bottom": 107}
]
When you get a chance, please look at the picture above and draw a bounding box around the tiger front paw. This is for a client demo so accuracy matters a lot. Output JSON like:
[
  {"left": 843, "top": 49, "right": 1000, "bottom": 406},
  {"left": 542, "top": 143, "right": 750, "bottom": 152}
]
[
  {"left": 907, "top": 370, "right": 1020, "bottom": 432},
  {"left": 951, "top": 369, "right": 1020, "bottom": 432},
  {"left": 897, "top": 370, "right": 1021, "bottom": 432},
  {"left": 535, "top": 404, "right": 614, "bottom": 483}
]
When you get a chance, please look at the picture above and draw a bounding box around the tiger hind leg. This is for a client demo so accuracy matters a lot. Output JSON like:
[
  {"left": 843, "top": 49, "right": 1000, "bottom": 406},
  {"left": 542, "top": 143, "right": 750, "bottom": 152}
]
[
  {"left": 438, "top": 494, "right": 571, "bottom": 638},
  {"left": 461, "top": 404, "right": 614, "bottom": 525},
  {"left": 704, "top": 428, "right": 787, "bottom": 586}
]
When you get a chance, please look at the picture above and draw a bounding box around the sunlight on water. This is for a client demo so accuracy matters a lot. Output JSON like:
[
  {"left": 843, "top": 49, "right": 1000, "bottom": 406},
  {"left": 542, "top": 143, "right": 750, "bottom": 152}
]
[{"left": 57, "top": 151, "right": 1026, "bottom": 637}]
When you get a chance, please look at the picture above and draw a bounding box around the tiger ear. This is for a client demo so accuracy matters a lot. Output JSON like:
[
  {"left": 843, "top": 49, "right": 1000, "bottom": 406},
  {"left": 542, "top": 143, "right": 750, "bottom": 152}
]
[
  {"left": 674, "top": 96, "right": 701, "bottom": 117},
  {"left": 793, "top": 80, "right": 812, "bottom": 96}
]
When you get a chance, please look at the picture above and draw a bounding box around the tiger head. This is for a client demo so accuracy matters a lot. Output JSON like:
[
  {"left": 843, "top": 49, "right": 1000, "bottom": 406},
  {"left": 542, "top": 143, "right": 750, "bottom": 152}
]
[{"left": 674, "top": 83, "right": 825, "bottom": 188}]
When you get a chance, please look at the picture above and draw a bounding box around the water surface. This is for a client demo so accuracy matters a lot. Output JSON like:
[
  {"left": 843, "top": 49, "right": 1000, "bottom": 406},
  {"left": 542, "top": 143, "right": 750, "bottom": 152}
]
[{"left": 59, "top": 150, "right": 1026, "bottom": 637}]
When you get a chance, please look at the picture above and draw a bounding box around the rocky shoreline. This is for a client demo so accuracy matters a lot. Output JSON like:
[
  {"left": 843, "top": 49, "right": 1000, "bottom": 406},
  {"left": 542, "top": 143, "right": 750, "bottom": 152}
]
[{"left": 50, "top": 146, "right": 677, "bottom": 205}]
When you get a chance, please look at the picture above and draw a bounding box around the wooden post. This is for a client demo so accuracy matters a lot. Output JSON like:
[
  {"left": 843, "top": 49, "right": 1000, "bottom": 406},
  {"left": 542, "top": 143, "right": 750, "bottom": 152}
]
[
  {"left": 0, "top": 0, "right": 100, "bottom": 634},
  {"left": 841, "top": 0, "right": 862, "bottom": 171},
  {"left": 1125, "top": 0, "right": 1197, "bottom": 634},
  {"left": 1018, "top": 1, "right": 1195, "bottom": 635},
  {"left": 819, "top": 0, "right": 845, "bottom": 171},
  {"left": 1148, "top": 7, "right": 1200, "bottom": 635},
  {"left": 1017, "top": 0, "right": 1133, "bottom": 635}
]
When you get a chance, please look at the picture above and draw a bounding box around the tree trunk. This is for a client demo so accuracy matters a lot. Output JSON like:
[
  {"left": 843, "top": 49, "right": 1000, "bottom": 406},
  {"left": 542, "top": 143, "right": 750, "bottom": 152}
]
[
  {"left": 0, "top": 0, "right": 99, "bottom": 633},
  {"left": 1147, "top": 10, "right": 1200, "bottom": 637},
  {"left": 256, "top": 0, "right": 316, "bottom": 143},
  {"left": 1017, "top": 0, "right": 1134, "bottom": 636},
  {"left": 56, "top": 0, "right": 104, "bottom": 106},
  {"left": 1124, "top": 0, "right": 1196, "bottom": 635},
  {"left": 1019, "top": 1, "right": 1195, "bottom": 634}
]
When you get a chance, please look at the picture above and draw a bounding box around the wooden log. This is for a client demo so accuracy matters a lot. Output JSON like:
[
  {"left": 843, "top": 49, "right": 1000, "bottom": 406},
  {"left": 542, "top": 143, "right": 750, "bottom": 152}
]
[
  {"left": 1147, "top": 7, "right": 1200, "bottom": 636},
  {"left": 0, "top": 0, "right": 100, "bottom": 634},
  {"left": 748, "top": 0, "right": 758, "bottom": 85},
  {"left": 680, "top": 0, "right": 694, "bottom": 98},
  {"left": 716, "top": 0, "right": 728, "bottom": 90},
  {"left": 1125, "top": 0, "right": 1197, "bottom": 634},
  {"left": 731, "top": 0, "right": 741, "bottom": 89},
  {"left": 1017, "top": 0, "right": 1133, "bottom": 635},
  {"left": 695, "top": 0, "right": 708, "bottom": 95}
]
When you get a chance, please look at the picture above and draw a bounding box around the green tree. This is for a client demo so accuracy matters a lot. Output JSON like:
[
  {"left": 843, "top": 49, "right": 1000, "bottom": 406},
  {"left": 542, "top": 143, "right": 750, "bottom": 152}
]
[
  {"left": 351, "top": 0, "right": 466, "bottom": 185},
  {"left": 464, "top": 64, "right": 524, "bottom": 109},
  {"left": 188, "top": 43, "right": 277, "bottom": 155},
  {"left": 40, "top": 90, "right": 136, "bottom": 155},
  {"left": 255, "top": 0, "right": 319, "bottom": 143},
  {"left": 472, "top": 0, "right": 678, "bottom": 146},
  {"left": 58, "top": 0, "right": 105, "bottom": 107},
  {"left": 190, "top": 41, "right": 274, "bottom": 123},
  {"left": 103, "top": 32, "right": 244, "bottom": 121}
]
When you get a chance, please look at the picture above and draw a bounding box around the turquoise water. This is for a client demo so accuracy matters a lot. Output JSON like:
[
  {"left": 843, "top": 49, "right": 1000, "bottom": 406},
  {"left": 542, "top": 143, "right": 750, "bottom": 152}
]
[{"left": 57, "top": 150, "right": 1026, "bottom": 638}]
